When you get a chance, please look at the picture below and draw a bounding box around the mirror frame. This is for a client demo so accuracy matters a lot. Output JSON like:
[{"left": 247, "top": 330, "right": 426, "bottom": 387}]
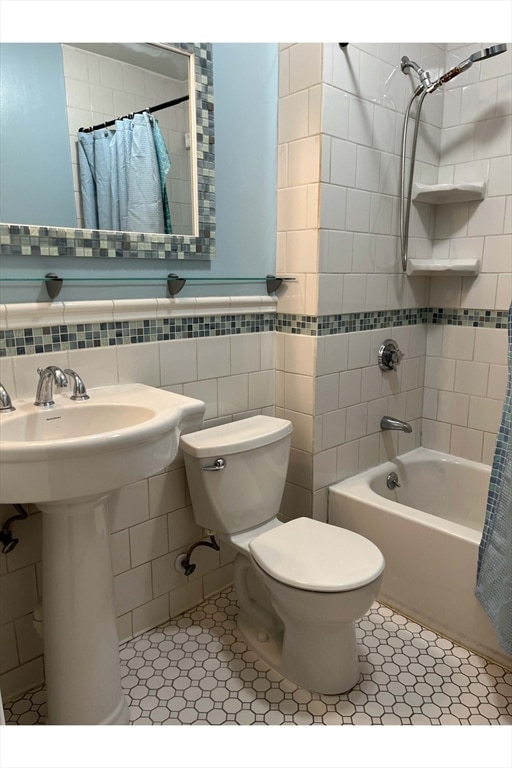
[{"left": 0, "top": 43, "right": 215, "bottom": 262}]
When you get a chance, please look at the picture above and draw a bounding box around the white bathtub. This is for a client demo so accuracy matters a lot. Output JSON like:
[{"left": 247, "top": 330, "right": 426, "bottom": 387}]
[{"left": 329, "top": 447, "right": 512, "bottom": 669}]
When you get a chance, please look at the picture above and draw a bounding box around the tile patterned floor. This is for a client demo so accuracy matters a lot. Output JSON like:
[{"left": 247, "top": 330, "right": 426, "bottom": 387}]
[{"left": 4, "top": 588, "right": 512, "bottom": 726}]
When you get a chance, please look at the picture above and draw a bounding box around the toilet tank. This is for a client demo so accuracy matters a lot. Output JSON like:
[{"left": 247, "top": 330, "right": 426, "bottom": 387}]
[{"left": 180, "top": 416, "right": 292, "bottom": 534}]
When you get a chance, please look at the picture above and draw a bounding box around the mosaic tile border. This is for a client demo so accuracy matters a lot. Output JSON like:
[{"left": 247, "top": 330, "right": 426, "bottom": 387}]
[
  {"left": 0, "top": 308, "right": 507, "bottom": 357},
  {"left": 0, "top": 43, "right": 215, "bottom": 262},
  {"left": 0, "top": 314, "right": 276, "bottom": 357},
  {"left": 276, "top": 307, "right": 509, "bottom": 336}
]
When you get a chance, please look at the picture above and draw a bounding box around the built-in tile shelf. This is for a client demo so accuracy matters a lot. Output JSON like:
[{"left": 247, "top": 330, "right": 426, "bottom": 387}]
[
  {"left": 407, "top": 259, "right": 480, "bottom": 277},
  {"left": 412, "top": 182, "right": 486, "bottom": 205}
]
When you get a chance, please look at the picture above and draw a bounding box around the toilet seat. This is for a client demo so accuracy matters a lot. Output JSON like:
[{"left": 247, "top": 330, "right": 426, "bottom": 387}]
[{"left": 249, "top": 517, "right": 384, "bottom": 592}]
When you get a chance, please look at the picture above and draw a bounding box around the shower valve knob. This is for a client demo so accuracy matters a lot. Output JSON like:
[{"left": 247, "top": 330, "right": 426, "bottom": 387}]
[{"left": 378, "top": 339, "right": 404, "bottom": 371}]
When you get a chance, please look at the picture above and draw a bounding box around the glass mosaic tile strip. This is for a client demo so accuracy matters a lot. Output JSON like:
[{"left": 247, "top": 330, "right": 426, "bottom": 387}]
[
  {"left": 0, "top": 307, "right": 506, "bottom": 357},
  {"left": 0, "top": 314, "right": 276, "bottom": 357}
]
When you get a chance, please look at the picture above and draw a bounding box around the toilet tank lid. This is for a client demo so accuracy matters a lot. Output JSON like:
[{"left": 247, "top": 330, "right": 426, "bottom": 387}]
[{"left": 180, "top": 415, "right": 292, "bottom": 458}]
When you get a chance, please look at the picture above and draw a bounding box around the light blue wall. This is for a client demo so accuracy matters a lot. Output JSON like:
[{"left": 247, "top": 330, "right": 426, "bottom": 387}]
[
  {"left": 0, "top": 43, "right": 279, "bottom": 303},
  {"left": 0, "top": 44, "right": 76, "bottom": 228}
]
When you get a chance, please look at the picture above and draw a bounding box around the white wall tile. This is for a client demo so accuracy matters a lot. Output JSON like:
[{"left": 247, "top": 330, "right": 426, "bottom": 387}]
[
  {"left": 114, "top": 563, "right": 152, "bottom": 616},
  {"left": 437, "top": 390, "right": 469, "bottom": 426},
  {"left": 129, "top": 516, "right": 169, "bottom": 568},
  {"left": 424, "top": 357, "right": 456, "bottom": 391},
  {"left": 318, "top": 334, "right": 348, "bottom": 375},
  {"left": 132, "top": 596, "right": 169, "bottom": 638},
  {"left": 160, "top": 339, "right": 197, "bottom": 385},
  {"left": 345, "top": 402, "right": 368, "bottom": 442},
  {"left": 284, "top": 334, "right": 317, "bottom": 376},
  {"left": 249, "top": 370, "right": 275, "bottom": 410},
  {"left": 218, "top": 374, "right": 249, "bottom": 417},
  {"left": 335, "top": 440, "right": 360, "bottom": 482},
  {"left": 110, "top": 530, "right": 131, "bottom": 576},
  {"left": 454, "top": 360, "right": 489, "bottom": 396},
  {"left": 422, "top": 418, "right": 452, "bottom": 453},
  {"left": 474, "top": 328, "right": 507, "bottom": 365},
  {"left": 148, "top": 468, "right": 187, "bottom": 519},
  {"left": 315, "top": 373, "right": 339, "bottom": 415},
  {"left": 450, "top": 426, "right": 484, "bottom": 464},
  {"left": 346, "top": 189, "right": 371, "bottom": 233},
  {"left": 197, "top": 337, "right": 230, "bottom": 380},
  {"left": 321, "top": 408, "right": 346, "bottom": 451},
  {"left": 468, "top": 395, "right": 502, "bottom": 433},
  {"left": 441, "top": 325, "right": 475, "bottom": 361},
  {"left": 108, "top": 479, "right": 149, "bottom": 533},
  {"left": 117, "top": 342, "right": 160, "bottom": 387},
  {"left": 338, "top": 369, "right": 362, "bottom": 408},
  {"left": 184, "top": 379, "right": 218, "bottom": 420}
]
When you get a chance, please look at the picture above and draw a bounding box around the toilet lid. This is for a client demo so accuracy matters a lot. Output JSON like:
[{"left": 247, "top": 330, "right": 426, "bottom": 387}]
[{"left": 249, "top": 517, "right": 385, "bottom": 592}]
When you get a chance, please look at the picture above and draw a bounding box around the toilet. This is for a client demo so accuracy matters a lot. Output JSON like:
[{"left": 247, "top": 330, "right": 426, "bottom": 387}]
[{"left": 180, "top": 415, "right": 384, "bottom": 694}]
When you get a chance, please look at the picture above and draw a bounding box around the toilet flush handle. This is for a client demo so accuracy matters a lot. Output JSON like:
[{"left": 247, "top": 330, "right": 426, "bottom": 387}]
[{"left": 202, "top": 458, "right": 227, "bottom": 471}]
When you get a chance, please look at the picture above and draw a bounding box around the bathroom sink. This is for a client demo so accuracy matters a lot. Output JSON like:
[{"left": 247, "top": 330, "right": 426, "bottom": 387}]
[
  {"left": 0, "top": 383, "right": 206, "bottom": 504},
  {"left": 0, "top": 382, "right": 205, "bottom": 725}
]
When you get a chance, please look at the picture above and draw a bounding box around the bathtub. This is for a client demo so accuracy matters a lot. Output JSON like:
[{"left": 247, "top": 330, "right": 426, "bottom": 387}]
[{"left": 329, "top": 447, "right": 512, "bottom": 669}]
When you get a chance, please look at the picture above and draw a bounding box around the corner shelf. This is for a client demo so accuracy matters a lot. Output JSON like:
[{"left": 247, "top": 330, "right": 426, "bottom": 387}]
[
  {"left": 407, "top": 258, "right": 480, "bottom": 277},
  {"left": 412, "top": 182, "right": 486, "bottom": 205}
]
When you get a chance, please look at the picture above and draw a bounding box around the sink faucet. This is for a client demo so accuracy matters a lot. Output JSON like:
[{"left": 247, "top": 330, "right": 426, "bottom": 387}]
[
  {"left": 64, "top": 369, "right": 89, "bottom": 401},
  {"left": 34, "top": 365, "right": 68, "bottom": 407},
  {"left": 380, "top": 416, "right": 412, "bottom": 433},
  {"left": 0, "top": 382, "right": 15, "bottom": 412}
]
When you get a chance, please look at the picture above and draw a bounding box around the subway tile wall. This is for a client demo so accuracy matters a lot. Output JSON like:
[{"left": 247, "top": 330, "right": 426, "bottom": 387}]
[{"left": 275, "top": 42, "right": 510, "bottom": 523}]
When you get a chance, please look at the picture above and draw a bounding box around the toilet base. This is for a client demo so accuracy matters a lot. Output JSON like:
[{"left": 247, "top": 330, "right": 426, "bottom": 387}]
[
  {"left": 233, "top": 554, "right": 371, "bottom": 695},
  {"left": 237, "top": 598, "right": 361, "bottom": 694}
]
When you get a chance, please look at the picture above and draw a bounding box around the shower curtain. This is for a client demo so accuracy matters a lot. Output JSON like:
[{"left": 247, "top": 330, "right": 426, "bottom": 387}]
[
  {"left": 77, "top": 112, "right": 172, "bottom": 234},
  {"left": 475, "top": 301, "right": 512, "bottom": 655}
]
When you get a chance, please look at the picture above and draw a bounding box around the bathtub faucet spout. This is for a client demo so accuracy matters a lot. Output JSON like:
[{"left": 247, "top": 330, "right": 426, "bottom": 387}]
[{"left": 381, "top": 416, "right": 412, "bottom": 433}]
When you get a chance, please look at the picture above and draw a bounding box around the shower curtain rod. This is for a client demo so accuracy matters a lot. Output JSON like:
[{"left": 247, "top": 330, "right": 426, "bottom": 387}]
[{"left": 78, "top": 94, "right": 190, "bottom": 133}]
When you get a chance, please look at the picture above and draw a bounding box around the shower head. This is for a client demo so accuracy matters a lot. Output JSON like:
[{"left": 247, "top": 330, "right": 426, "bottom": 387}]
[
  {"left": 469, "top": 44, "right": 508, "bottom": 63},
  {"left": 432, "top": 43, "right": 508, "bottom": 90}
]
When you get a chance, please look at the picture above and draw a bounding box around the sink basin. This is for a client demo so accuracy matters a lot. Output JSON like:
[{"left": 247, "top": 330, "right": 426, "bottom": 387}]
[
  {"left": 0, "top": 403, "right": 154, "bottom": 441},
  {"left": 0, "top": 383, "right": 205, "bottom": 503},
  {"left": 0, "top": 382, "right": 205, "bottom": 725}
]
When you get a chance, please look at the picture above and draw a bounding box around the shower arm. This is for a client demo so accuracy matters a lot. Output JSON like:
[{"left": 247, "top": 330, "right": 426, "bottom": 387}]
[{"left": 399, "top": 85, "right": 428, "bottom": 273}]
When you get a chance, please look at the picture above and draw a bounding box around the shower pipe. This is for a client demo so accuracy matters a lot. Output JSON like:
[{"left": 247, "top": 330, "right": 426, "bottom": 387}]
[{"left": 399, "top": 44, "right": 507, "bottom": 273}]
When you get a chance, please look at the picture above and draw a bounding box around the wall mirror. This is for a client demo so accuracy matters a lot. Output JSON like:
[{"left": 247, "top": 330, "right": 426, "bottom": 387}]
[{"left": 0, "top": 42, "right": 215, "bottom": 261}]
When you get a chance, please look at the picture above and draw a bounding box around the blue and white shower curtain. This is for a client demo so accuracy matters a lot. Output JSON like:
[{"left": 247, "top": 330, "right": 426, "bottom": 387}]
[
  {"left": 77, "top": 112, "right": 172, "bottom": 234},
  {"left": 475, "top": 302, "right": 512, "bottom": 655}
]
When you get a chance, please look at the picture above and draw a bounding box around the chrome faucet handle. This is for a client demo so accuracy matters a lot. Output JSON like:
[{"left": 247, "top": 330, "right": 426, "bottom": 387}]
[
  {"left": 378, "top": 339, "right": 405, "bottom": 371},
  {"left": 0, "top": 382, "right": 15, "bottom": 412},
  {"left": 64, "top": 369, "right": 90, "bottom": 401},
  {"left": 34, "top": 365, "right": 68, "bottom": 407}
]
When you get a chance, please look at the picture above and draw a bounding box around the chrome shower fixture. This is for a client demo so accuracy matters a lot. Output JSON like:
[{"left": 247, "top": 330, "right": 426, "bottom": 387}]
[
  {"left": 399, "top": 43, "right": 507, "bottom": 273},
  {"left": 401, "top": 44, "right": 508, "bottom": 94},
  {"left": 400, "top": 56, "right": 434, "bottom": 92},
  {"left": 432, "top": 44, "right": 507, "bottom": 90}
]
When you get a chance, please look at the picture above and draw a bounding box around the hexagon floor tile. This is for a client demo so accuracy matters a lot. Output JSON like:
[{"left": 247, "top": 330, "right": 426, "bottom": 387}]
[{"left": 4, "top": 589, "right": 512, "bottom": 725}]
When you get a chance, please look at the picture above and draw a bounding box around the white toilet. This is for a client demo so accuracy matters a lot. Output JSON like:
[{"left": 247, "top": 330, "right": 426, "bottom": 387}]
[{"left": 180, "top": 415, "right": 384, "bottom": 694}]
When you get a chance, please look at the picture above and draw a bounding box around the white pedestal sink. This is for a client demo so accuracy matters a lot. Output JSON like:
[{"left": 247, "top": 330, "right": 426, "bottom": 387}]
[{"left": 0, "top": 383, "right": 205, "bottom": 725}]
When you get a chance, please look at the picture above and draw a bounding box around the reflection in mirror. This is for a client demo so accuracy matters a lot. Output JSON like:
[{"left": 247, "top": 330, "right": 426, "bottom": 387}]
[
  {"left": 0, "top": 42, "right": 215, "bottom": 261},
  {"left": 71, "top": 44, "right": 193, "bottom": 236}
]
